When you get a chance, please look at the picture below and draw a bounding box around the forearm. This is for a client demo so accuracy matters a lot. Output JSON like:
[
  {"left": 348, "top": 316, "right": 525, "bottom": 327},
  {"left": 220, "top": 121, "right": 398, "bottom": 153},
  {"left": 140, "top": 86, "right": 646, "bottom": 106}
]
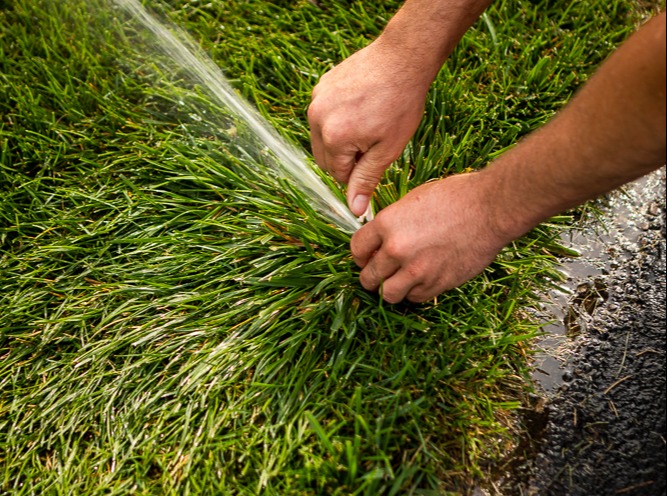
[
  {"left": 376, "top": 0, "right": 493, "bottom": 90},
  {"left": 347, "top": 10, "right": 664, "bottom": 303},
  {"left": 485, "top": 12, "right": 666, "bottom": 241}
]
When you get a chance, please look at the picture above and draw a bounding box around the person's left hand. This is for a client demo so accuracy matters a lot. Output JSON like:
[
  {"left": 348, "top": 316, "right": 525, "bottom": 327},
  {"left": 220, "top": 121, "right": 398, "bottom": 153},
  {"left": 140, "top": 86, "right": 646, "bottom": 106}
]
[{"left": 350, "top": 172, "right": 511, "bottom": 303}]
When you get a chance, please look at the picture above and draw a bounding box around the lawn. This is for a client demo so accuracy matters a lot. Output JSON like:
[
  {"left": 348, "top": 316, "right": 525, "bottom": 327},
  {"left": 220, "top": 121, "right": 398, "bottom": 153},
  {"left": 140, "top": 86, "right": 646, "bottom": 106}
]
[{"left": 0, "top": 0, "right": 659, "bottom": 494}]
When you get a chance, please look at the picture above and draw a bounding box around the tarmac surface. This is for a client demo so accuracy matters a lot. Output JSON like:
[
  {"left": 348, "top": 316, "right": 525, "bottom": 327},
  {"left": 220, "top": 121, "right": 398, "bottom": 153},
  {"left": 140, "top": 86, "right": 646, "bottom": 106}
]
[{"left": 495, "top": 168, "right": 666, "bottom": 495}]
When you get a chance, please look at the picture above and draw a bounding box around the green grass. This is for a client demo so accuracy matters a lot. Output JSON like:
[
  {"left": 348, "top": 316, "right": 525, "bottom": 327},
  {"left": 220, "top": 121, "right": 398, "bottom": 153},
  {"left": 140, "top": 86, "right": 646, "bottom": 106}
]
[{"left": 0, "top": 0, "right": 660, "bottom": 494}]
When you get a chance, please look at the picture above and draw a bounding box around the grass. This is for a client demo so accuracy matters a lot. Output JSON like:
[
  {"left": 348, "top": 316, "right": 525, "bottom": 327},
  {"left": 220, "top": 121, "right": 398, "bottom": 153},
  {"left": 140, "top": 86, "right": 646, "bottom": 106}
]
[{"left": 0, "top": 0, "right": 661, "bottom": 494}]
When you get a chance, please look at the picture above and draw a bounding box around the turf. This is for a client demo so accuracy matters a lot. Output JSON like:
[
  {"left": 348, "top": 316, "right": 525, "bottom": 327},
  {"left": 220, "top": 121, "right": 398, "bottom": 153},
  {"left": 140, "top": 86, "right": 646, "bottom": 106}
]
[{"left": 0, "top": 0, "right": 660, "bottom": 494}]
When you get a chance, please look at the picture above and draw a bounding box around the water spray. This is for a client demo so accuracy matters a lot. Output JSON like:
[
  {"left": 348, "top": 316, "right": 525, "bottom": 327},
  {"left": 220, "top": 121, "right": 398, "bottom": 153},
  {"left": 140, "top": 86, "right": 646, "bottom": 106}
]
[{"left": 114, "top": 0, "right": 361, "bottom": 233}]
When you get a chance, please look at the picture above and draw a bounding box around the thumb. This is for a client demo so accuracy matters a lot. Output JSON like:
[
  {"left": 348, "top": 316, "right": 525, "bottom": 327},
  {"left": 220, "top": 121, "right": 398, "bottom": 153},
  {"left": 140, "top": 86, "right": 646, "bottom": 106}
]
[{"left": 347, "top": 149, "right": 392, "bottom": 216}]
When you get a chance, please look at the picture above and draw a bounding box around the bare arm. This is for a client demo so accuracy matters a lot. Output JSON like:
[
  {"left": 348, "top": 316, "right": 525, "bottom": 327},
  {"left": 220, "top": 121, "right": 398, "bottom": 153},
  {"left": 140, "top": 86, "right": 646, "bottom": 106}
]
[
  {"left": 351, "top": 12, "right": 666, "bottom": 303},
  {"left": 487, "top": 11, "right": 666, "bottom": 241},
  {"left": 308, "top": 0, "right": 492, "bottom": 215}
]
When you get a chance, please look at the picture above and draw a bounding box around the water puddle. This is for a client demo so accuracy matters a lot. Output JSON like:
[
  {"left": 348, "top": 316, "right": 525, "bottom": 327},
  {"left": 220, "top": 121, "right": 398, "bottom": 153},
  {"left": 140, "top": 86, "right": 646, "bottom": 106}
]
[{"left": 531, "top": 166, "right": 666, "bottom": 392}]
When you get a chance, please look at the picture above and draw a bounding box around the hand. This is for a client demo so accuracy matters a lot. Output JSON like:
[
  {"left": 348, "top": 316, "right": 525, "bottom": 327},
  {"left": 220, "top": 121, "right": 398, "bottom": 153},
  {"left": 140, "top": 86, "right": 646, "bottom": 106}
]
[
  {"left": 350, "top": 172, "right": 511, "bottom": 303},
  {"left": 308, "top": 39, "right": 431, "bottom": 216}
]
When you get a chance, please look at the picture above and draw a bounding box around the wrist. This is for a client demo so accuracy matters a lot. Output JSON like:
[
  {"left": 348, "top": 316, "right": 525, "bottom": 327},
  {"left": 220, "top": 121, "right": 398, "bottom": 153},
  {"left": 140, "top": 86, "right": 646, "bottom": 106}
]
[
  {"left": 476, "top": 155, "right": 548, "bottom": 244},
  {"left": 375, "top": 23, "right": 449, "bottom": 90},
  {"left": 368, "top": 31, "right": 442, "bottom": 95},
  {"left": 375, "top": 0, "right": 492, "bottom": 91}
]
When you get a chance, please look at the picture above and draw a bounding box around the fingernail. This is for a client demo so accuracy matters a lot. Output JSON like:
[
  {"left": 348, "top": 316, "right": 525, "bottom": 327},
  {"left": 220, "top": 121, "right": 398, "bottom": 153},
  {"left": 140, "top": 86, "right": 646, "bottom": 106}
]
[{"left": 351, "top": 195, "right": 369, "bottom": 216}]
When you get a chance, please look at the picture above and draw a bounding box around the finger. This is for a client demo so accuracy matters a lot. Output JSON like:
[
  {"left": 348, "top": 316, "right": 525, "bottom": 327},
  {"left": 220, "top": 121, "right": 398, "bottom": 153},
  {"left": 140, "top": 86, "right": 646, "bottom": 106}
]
[
  {"left": 405, "top": 283, "right": 439, "bottom": 304},
  {"left": 309, "top": 123, "right": 327, "bottom": 172},
  {"left": 358, "top": 249, "right": 401, "bottom": 292},
  {"left": 379, "top": 270, "right": 421, "bottom": 304},
  {"left": 350, "top": 222, "right": 382, "bottom": 268},
  {"left": 347, "top": 147, "right": 394, "bottom": 216},
  {"left": 324, "top": 147, "right": 357, "bottom": 185}
]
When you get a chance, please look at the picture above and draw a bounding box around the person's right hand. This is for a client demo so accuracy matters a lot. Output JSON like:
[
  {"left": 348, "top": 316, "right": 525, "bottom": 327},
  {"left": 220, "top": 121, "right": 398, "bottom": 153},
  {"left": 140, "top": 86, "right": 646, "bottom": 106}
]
[{"left": 308, "top": 39, "right": 433, "bottom": 216}]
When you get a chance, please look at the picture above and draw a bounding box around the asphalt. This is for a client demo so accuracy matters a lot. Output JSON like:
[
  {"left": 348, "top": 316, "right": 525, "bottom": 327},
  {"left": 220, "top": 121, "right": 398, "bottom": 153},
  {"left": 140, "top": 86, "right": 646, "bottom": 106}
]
[{"left": 498, "top": 168, "right": 666, "bottom": 495}]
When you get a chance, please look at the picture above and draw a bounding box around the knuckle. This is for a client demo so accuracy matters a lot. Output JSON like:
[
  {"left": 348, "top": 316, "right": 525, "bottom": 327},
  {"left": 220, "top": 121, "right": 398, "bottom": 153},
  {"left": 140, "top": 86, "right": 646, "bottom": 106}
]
[
  {"left": 353, "top": 163, "right": 383, "bottom": 184},
  {"left": 354, "top": 175, "right": 379, "bottom": 193},
  {"left": 382, "top": 239, "right": 405, "bottom": 261},
  {"left": 349, "top": 237, "right": 364, "bottom": 264},
  {"left": 406, "top": 265, "right": 421, "bottom": 279},
  {"left": 306, "top": 101, "right": 321, "bottom": 123},
  {"left": 333, "top": 171, "right": 350, "bottom": 184},
  {"left": 358, "top": 270, "right": 377, "bottom": 291},
  {"left": 404, "top": 258, "right": 430, "bottom": 281},
  {"left": 372, "top": 210, "right": 390, "bottom": 231},
  {"left": 333, "top": 156, "right": 354, "bottom": 174},
  {"left": 320, "top": 125, "right": 348, "bottom": 149}
]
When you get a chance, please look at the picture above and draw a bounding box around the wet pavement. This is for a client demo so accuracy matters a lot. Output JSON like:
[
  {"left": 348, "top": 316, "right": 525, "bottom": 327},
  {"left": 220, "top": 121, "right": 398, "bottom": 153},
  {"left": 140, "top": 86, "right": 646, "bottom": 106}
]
[{"left": 497, "top": 168, "right": 666, "bottom": 495}]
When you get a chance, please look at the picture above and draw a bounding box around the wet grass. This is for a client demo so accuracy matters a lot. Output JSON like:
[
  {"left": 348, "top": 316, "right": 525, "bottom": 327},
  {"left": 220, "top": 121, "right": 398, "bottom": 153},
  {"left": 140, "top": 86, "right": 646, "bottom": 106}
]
[{"left": 0, "top": 0, "right": 660, "bottom": 494}]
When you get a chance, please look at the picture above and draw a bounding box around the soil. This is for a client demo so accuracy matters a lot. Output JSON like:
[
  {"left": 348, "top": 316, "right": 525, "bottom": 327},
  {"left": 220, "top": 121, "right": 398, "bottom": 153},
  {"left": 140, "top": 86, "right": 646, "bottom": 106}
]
[{"left": 492, "top": 168, "right": 666, "bottom": 495}]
